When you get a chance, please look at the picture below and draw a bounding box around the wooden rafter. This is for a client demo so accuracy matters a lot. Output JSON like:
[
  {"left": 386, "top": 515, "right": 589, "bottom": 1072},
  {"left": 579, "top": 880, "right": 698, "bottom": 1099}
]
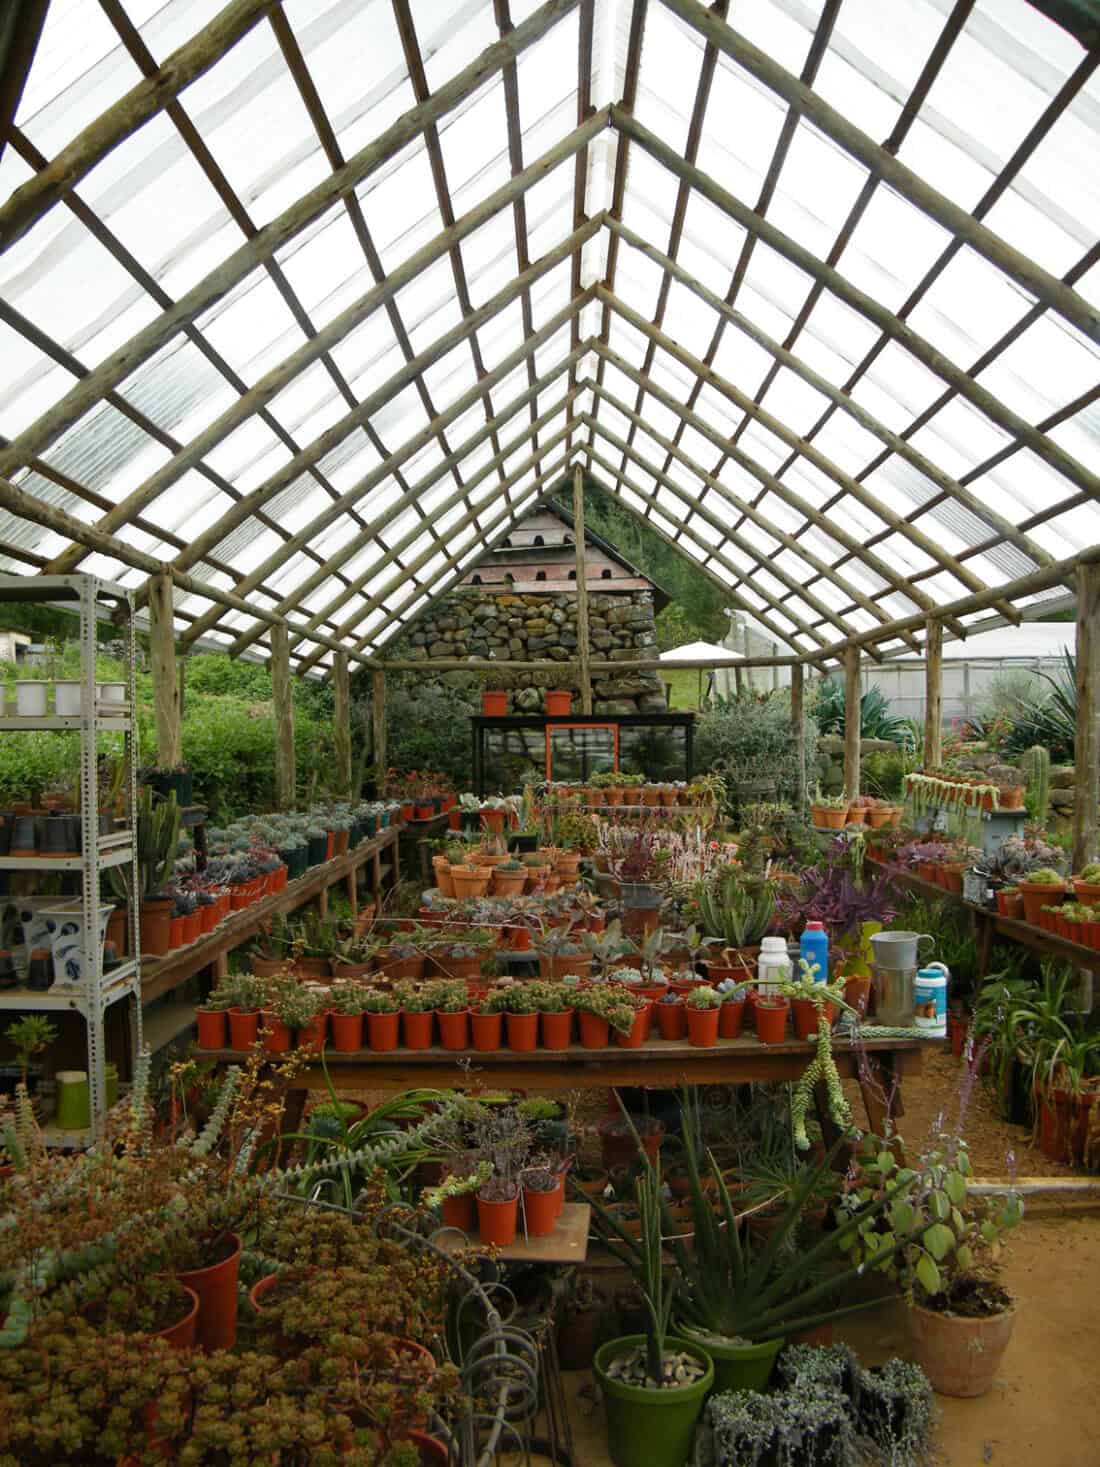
[{"left": 0, "top": 0, "right": 49, "bottom": 166}]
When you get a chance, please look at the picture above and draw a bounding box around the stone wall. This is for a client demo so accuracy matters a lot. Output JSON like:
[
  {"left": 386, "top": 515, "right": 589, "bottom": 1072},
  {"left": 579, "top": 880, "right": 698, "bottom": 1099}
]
[
  {"left": 817, "top": 734, "right": 902, "bottom": 792},
  {"left": 396, "top": 587, "right": 667, "bottom": 714}
]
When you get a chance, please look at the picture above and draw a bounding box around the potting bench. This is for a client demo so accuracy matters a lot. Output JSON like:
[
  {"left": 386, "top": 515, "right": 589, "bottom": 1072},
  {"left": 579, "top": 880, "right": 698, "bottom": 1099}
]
[
  {"left": 138, "top": 825, "right": 401, "bottom": 1050},
  {"left": 202, "top": 1032, "right": 923, "bottom": 1141}
]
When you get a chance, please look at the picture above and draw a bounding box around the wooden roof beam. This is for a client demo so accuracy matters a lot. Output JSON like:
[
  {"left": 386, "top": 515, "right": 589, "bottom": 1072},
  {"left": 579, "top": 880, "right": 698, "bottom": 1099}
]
[
  {"left": 0, "top": 0, "right": 49, "bottom": 167},
  {"left": 0, "top": 0, "right": 585, "bottom": 481},
  {"left": 658, "top": 0, "right": 1100, "bottom": 347},
  {"left": 611, "top": 109, "right": 1100, "bottom": 510},
  {"left": 566, "top": 0, "right": 596, "bottom": 433},
  {"left": 603, "top": 217, "right": 1055, "bottom": 587}
]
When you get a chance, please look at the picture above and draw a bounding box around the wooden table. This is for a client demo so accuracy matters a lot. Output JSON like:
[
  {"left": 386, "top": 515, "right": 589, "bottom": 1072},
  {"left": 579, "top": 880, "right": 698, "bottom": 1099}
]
[
  {"left": 141, "top": 824, "right": 400, "bottom": 1005},
  {"left": 202, "top": 1032, "right": 924, "bottom": 1139},
  {"left": 436, "top": 1202, "right": 591, "bottom": 1264}
]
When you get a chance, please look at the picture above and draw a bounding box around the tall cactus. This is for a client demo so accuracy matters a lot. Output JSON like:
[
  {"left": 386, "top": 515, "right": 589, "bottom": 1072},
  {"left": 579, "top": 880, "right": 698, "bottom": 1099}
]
[{"left": 1021, "top": 745, "right": 1051, "bottom": 825}]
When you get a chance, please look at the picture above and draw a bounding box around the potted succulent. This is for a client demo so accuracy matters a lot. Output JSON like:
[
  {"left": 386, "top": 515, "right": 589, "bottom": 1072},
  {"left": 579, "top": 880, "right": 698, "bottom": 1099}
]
[
  {"left": 491, "top": 857, "right": 528, "bottom": 897},
  {"left": 329, "top": 981, "right": 371, "bottom": 1051},
  {"left": 532, "top": 980, "right": 574, "bottom": 1050},
  {"left": 395, "top": 981, "right": 434, "bottom": 1049},
  {"left": 655, "top": 990, "right": 686, "bottom": 1040},
  {"left": 362, "top": 988, "right": 401, "bottom": 1051},
  {"left": 470, "top": 992, "right": 504, "bottom": 1052},
  {"left": 810, "top": 790, "right": 849, "bottom": 830},
  {"left": 683, "top": 984, "right": 722, "bottom": 1047},
  {"left": 423, "top": 977, "right": 470, "bottom": 1050},
  {"left": 573, "top": 986, "right": 637, "bottom": 1049},
  {"left": 483, "top": 984, "right": 541, "bottom": 1052},
  {"left": 521, "top": 1162, "right": 562, "bottom": 1237},
  {"left": 1016, "top": 866, "right": 1069, "bottom": 926}
]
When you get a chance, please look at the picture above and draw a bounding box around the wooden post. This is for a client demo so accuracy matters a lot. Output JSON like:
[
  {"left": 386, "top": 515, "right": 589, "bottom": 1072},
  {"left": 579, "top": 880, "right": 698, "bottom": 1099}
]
[
  {"left": 271, "top": 622, "right": 295, "bottom": 810},
  {"left": 924, "top": 618, "right": 943, "bottom": 770},
  {"left": 371, "top": 668, "right": 387, "bottom": 788},
  {"left": 333, "top": 650, "right": 352, "bottom": 800},
  {"left": 843, "top": 643, "right": 861, "bottom": 800},
  {"left": 148, "top": 571, "right": 181, "bottom": 769},
  {"left": 572, "top": 463, "right": 593, "bottom": 715},
  {"left": 791, "top": 662, "right": 806, "bottom": 811},
  {"left": 1073, "top": 563, "right": 1100, "bottom": 870}
]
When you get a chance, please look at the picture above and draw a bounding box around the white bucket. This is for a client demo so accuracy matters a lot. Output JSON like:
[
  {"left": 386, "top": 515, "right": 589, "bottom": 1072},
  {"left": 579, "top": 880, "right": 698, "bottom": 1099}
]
[
  {"left": 15, "top": 681, "right": 47, "bottom": 717},
  {"left": 98, "top": 682, "right": 126, "bottom": 705},
  {"left": 54, "top": 681, "right": 82, "bottom": 715}
]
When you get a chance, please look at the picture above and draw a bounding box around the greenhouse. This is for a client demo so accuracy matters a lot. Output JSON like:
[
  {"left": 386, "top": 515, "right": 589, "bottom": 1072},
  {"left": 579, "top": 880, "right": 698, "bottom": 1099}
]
[{"left": 0, "top": 0, "right": 1098, "bottom": 1463}]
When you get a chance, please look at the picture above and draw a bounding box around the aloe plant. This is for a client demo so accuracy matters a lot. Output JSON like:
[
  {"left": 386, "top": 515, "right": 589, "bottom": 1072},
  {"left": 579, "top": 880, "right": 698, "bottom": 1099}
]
[
  {"left": 695, "top": 870, "right": 776, "bottom": 948},
  {"left": 108, "top": 786, "right": 180, "bottom": 902}
]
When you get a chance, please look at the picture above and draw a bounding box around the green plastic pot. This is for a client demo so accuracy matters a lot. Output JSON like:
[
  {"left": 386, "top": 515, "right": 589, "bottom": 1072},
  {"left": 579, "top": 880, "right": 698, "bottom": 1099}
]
[
  {"left": 679, "top": 1327, "right": 784, "bottom": 1394},
  {"left": 593, "top": 1334, "right": 713, "bottom": 1467}
]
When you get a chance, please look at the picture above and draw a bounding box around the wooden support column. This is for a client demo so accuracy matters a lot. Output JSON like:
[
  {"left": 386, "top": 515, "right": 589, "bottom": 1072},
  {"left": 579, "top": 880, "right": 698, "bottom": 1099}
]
[
  {"left": 572, "top": 463, "right": 593, "bottom": 715},
  {"left": 333, "top": 650, "right": 352, "bottom": 800},
  {"left": 924, "top": 618, "right": 943, "bottom": 770},
  {"left": 791, "top": 662, "right": 806, "bottom": 811},
  {"left": 148, "top": 572, "right": 182, "bottom": 769},
  {"left": 1073, "top": 563, "right": 1100, "bottom": 870},
  {"left": 371, "top": 668, "right": 387, "bottom": 788},
  {"left": 843, "top": 643, "right": 861, "bottom": 800},
  {"left": 271, "top": 623, "right": 295, "bottom": 810}
]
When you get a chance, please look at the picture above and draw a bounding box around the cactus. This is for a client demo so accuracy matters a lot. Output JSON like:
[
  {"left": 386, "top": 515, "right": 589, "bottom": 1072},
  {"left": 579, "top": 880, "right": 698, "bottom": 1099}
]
[{"left": 1021, "top": 745, "right": 1051, "bottom": 825}]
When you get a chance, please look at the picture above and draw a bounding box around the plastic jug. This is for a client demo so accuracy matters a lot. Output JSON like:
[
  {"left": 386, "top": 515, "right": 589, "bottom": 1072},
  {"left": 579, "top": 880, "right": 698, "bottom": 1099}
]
[
  {"left": 914, "top": 964, "right": 950, "bottom": 1034},
  {"left": 757, "top": 936, "right": 791, "bottom": 995},
  {"left": 800, "top": 922, "right": 829, "bottom": 984}
]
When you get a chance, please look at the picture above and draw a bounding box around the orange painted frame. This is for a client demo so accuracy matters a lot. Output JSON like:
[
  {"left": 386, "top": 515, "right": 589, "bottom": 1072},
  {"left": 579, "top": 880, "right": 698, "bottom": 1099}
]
[{"left": 545, "top": 722, "right": 619, "bottom": 780}]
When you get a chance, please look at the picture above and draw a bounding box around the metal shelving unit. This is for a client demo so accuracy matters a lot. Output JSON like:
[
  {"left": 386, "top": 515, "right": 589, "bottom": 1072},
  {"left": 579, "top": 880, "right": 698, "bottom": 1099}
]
[{"left": 0, "top": 574, "right": 142, "bottom": 1146}]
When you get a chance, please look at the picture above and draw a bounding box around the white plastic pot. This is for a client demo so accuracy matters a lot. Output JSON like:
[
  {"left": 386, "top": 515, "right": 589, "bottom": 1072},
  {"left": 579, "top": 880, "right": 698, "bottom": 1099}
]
[
  {"left": 15, "top": 681, "right": 47, "bottom": 717},
  {"left": 98, "top": 682, "right": 126, "bottom": 705},
  {"left": 54, "top": 681, "right": 82, "bottom": 715}
]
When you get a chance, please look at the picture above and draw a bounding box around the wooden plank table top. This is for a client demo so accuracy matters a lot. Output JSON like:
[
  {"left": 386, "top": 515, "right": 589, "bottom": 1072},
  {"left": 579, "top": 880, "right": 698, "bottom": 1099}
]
[{"left": 435, "top": 1202, "right": 591, "bottom": 1263}]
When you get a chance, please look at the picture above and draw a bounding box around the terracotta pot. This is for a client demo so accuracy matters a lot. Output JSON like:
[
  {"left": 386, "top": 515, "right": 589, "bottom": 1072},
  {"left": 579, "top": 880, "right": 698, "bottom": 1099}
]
[
  {"left": 480, "top": 808, "right": 507, "bottom": 835},
  {"left": 1071, "top": 1090, "right": 1097, "bottom": 1165},
  {"left": 331, "top": 1012, "right": 364, "bottom": 1052},
  {"left": 508, "top": 925, "right": 533, "bottom": 951},
  {"left": 1073, "top": 878, "right": 1100, "bottom": 904},
  {"left": 718, "top": 998, "right": 746, "bottom": 1038},
  {"left": 842, "top": 975, "right": 872, "bottom": 1017},
  {"left": 492, "top": 871, "right": 527, "bottom": 897},
  {"left": 812, "top": 806, "right": 847, "bottom": 829},
  {"left": 909, "top": 1300, "right": 1016, "bottom": 1397},
  {"left": 470, "top": 1010, "right": 503, "bottom": 1051},
  {"left": 685, "top": 1004, "right": 720, "bottom": 1047},
  {"left": 368, "top": 1010, "right": 400, "bottom": 1051},
  {"left": 177, "top": 1232, "right": 241, "bottom": 1351},
  {"left": 791, "top": 997, "right": 835, "bottom": 1041},
  {"left": 598, "top": 1114, "right": 663, "bottom": 1171},
  {"left": 754, "top": 998, "right": 790, "bottom": 1044},
  {"left": 1018, "top": 880, "right": 1068, "bottom": 926},
  {"left": 106, "top": 902, "right": 128, "bottom": 957},
  {"left": 656, "top": 999, "right": 687, "bottom": 1040},
  {"left": 378, "top": 953, "right": 426, "bottom": 982},
  {"left": 575, "top": 1170, "right": 609, "bottom": 1199},
  {"left": 441, "top": 1192, "right": 476, "bottom": 1232},
  {"left": 293, "top": 956, "right": 331, "bottom": 980},
  {"left": 228, "top": 1008, "right": 260, "bottom": 1049},
  {"left": 451, "top": 869, "right": 491, "bottom": 899},
  {"left": 523, "top": 1185, "right": 558, "bottom": 1237},
  {"left": 436, "top": 1009, "right": 470, "bottom": 1050},
  {"left": 614, "top": 1005, "right": 649, "bottom": 1048},
  {"left": 140, "top": 897, "right": 173, "bottom": 957},
  {"left": 506, "top": 1011, "right": 539, "bottom": 1051},
  {"left": 545, "top": 690, "right": 572, "bottom": 716},
  {"left": 156, "top": 1283, "right": 200, "bottom": 1351},
  {"left": 1037, "top": 1087, "right": 1073, "bottom": 1162},
  {"left": 541, "top": 1009, "right": 573, "bottom": 1049},
  {"left": 261, "top": 1012, "right": 292, "bottom": 1054},
  {"left": 578, "top": 1011, "right": 610, "bottom": 1049},
  {"left": 298, "top": 1012, "right": 327, "bottom": 1051},
  {"left": 403, "top": 1010, "right": 434, "bottom": 1050},
  {"left": 482, "top": 691, "right": 508, "bottom": 716},
  {"left": 195, "top": 1008, "right": 226, "bottom": 1050},
  {"left": 948, "top": 1011, "right": 969, "bottom": 1058},
  {"left": 477, "top": 1191, "right": 518, "bottom": 1246}
]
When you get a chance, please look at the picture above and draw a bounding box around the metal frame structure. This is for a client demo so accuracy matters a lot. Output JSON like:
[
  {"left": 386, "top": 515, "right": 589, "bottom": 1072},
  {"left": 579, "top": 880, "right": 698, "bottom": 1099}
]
[{"left": 0, "top": 573, "right": 141, "bottom": 1147}]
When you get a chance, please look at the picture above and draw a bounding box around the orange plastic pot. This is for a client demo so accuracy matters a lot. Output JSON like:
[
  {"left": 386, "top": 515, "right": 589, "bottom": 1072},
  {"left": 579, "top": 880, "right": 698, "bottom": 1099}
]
[
  {"left": 477, "top": 1191, "right": 518, "bottom": 1246},
  {"left": 523, "top": 1185, "right": 558, "bottom": 1238},
  {"left": 261, "top": 1012, "right": 292, "bottom": 1054},
  {"left": 156, "top": 1284, "right": 200, "bottom": 1351},
  {"left": 228, "top": 1008, "right": 259, "bottom": 1050},
  {"left": 508, "top": 925, "right": 533, "bottom": 951},
  {"left": 441, "top": 1192, "right": 476, "bottom": 1232},
  {"left": 200, "top": 902, "right": 219, "bottom": 934},
  {"left": 578, "top": 1012, "right": 610, "bottom": 1049},
  {"left": 195, "top": 1008, "right": 226, "bottom": 1050},
  {"left": 437, "top": 1009, "right": 470, "bottom": 1050},
  {"left": 470, "top": 1011, "right": 503, "bottom": 1051},
  {"left": 718, "top": 998, "right": 746, "bottom": 1038},
  {"left": 168, "top": 915, "right": 185, "bottom": 949},
  {"left": 403, "top": 1010, "right": 434, "bottom": 1049},
  {"left": 685, "top": 1004, "right": 720, "bottom": 1047},
  {"left": 506, "top": 1011, "right": 539, "bottom": 1051},
  {"left": 948, "top": 1011, "right": 969, "bottom": 1058},
  {"left": 368, "top": 1011, "right": 400, "bottom": 1052},
  {"left": 842, "top": 975, "right": 872, "bottom": 1018},
  {"left": 182, "top": 911, "right": 202, "bottom": 945},
  {"left": 792, "top": 998, "right": 835, "bottom": 1041},
  {"left": 139, "top": 897, "right": 173, "bottom": 956},
  {"left": 482, "top": 690, "right": 508, "bottom": 716},
  {"left": 331, "top": 1012, "right": 364, "bottom": 1052},
  {"left": 177, "top": 1232, "right": 241, "bottom": 1351},
  {"left": 545, "top": 690, "right": 572, "bottom": 716},
  {"left": 995, "top": 888, "right": 1024, "bottom": 918},
  {"left": 334, "top": 829, "right": 350, "bottom": 856},
  {"left": 615, "top": 1006, "right": 649, "bottom": 1049},
  {"left": 533, "top": 1004, "right": 572, "bottom": 1048},
  {"left": 754, "top": 998, "right": 790, "bottom": 1044},
  {"left": 297, "top": 1013, "right": 327, "bottom": 1051},
  {"left": 656, "top": 999, "right": 686, "bottom": 1040}
]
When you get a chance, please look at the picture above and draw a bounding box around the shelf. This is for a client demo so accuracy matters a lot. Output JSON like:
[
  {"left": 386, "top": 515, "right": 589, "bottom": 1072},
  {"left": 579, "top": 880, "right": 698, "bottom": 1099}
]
[
  {"left": 0, "top": 960, "right": 140, "bottom": 1012},
  {"left": 0, "top": 845, "right": 134, "bottom": 870},
  {"left": 40, "top": 1124, "right": 94, "bottom": 1149},
  {"left": 143, "top": 996, "right": 197, "bottom": 1052},
  {"left": 0, "top": 572, "right": 131, "bottom": 603},
  {"left": 0, "top": 714, "right": 132, "bottom": 731}
]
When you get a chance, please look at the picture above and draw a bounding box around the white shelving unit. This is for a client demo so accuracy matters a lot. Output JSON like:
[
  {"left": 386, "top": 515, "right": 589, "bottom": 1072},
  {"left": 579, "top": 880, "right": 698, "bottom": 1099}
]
[{"left": 0, "top": 574, "right": 142, "bottom": 1146}]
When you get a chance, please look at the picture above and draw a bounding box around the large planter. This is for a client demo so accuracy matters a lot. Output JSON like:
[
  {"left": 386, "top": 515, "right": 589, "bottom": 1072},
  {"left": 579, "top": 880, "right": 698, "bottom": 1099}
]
[
  {"left": 451, "top": 868, "right": 491, "bottom": 899},
  {"left": 177, "top": 1232, "right": 241, "bottom": 1351},
  {"left": 680, "top": 1328, "right": 783, "bottom": 1394},
  {"left": 909, "top": 1299, "right": 1016, "bottom": 1397},
  {"left": 593, "top": 1335, "right": 714, "bottom": 1467},
  {"left": 41, "top": 901, "right": 114, "bottom": 988}
]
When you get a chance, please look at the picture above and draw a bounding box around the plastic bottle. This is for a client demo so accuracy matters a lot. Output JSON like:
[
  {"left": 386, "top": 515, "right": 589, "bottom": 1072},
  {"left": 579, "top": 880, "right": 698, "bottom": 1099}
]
[
  {"left": 757, "top": 936, "right": 791, "bottom": 996},
  {"left": 800, "top": 921, "right": 829, "bottom": 984}
]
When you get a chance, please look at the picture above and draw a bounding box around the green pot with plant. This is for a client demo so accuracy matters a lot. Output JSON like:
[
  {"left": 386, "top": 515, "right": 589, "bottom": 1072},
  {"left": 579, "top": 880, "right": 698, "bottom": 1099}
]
[
  {"left": 684, "top": 985, "right": 722, "bottom": 1047},
  {"left": 592, "top": 1160, "right": 713, "bottom": 1467}
]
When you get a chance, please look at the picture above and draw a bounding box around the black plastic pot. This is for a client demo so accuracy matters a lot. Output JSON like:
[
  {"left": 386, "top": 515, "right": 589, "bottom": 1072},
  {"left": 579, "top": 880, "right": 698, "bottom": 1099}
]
[
  {"left": 41, "top": 816, "right": 78, "bottom": 857},
  {"left": 510, "top": 833, "right": 538, "bottom": 852},
  {"left": 364, "top": 814, "right": 377, "bottom": 838},
  {"left": 27, "top": 950, "right": 53, "bottom": 991},
  {"left": 307, "top": 835, "right": 328, "bottom": 866},
  {"left": 0, "top": 814, "right": 13, "bottom": 856},
  {"left": 0, "top": 951, "right": 16, "bottom": 990},
  {"left": 144, "top": 768, "right": 193, "bottom": 806},
  {"left": 620, "top": 881, "right": 662, "bottom": 910},
  {"left": 9, "top": 815, "right": 39, "bottom": 855}
]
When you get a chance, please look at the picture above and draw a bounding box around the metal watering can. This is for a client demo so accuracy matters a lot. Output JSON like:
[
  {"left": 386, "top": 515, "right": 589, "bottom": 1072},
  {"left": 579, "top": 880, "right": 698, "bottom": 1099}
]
[{"left": 869, "top": 931, "right": 935, "bottom": 1026}]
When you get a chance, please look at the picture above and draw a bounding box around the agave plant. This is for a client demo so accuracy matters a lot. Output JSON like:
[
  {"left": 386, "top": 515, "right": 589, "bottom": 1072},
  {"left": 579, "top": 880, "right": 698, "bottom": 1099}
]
[{"left": 695, "top": 869, "right": 776, "bottom": 947}]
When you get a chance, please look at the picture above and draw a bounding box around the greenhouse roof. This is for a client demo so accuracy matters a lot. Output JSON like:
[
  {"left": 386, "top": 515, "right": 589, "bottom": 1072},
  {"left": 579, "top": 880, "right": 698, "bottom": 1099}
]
[{"left": 0, "top": 0, "right": 1097, "bottom": 675}]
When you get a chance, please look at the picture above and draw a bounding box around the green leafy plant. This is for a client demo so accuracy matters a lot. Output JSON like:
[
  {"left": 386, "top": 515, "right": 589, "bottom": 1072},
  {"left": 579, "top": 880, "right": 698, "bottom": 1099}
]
[{"left": 4, "top": 1016, "right": 57, "bottom": 1087}]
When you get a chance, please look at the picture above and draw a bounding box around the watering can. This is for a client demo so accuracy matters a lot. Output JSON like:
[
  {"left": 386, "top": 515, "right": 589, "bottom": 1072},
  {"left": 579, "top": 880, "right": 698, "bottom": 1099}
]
[
  {"left": 869, "top": 931, "right": 935, "bottom": 1026},
  {"left": 869, "top": 931, "right": 934, "bottom": 971}
]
